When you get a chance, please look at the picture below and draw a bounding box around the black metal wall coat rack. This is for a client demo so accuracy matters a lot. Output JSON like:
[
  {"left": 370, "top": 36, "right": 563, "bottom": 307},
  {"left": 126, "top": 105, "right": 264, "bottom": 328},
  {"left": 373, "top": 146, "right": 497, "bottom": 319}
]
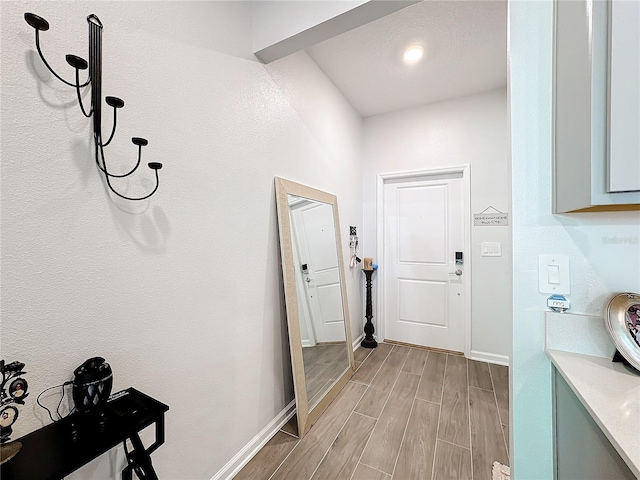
[{"left": 25, "top": 13, "right": 163, "bottom": 201}]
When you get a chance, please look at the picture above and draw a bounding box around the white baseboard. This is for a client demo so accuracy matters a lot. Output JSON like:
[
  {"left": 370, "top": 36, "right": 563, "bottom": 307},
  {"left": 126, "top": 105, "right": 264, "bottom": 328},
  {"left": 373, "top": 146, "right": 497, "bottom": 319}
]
[
  {"left": 212, "top": 337, "right": 366, "bottom": 480},
  {"left": 469, "top": 350, "right": 509, "bottom": 366},
  {"left": 210, "top": 399, "right": 296, "bottom": 480}
]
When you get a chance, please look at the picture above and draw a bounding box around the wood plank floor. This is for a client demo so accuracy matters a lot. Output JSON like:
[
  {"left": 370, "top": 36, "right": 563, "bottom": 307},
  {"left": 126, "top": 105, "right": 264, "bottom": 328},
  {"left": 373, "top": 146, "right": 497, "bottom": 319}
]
[{"left": 235, "top": 344, "right": 509, "bottom": 480}]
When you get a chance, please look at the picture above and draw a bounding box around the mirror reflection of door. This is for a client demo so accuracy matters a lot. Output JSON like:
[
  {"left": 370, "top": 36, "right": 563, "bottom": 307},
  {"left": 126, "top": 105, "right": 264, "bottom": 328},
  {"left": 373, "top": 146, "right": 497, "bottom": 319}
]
[{"left": 288, "top": 195, "right": 349, "bottom": 410}]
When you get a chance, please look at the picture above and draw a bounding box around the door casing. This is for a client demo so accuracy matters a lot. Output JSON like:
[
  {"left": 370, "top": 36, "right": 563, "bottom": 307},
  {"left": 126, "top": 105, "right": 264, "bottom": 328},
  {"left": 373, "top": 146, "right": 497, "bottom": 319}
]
[{"left": 376, "top": 165, "right": 472, "bottom": 357}]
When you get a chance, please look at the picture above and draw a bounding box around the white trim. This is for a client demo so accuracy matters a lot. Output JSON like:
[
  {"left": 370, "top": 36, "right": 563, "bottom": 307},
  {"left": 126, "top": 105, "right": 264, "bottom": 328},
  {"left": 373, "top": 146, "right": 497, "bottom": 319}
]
[
  {"left": 376, "top": 166, "right": 472, "bottom": 358},
  {"left": 210, "top": 399, "right": 296, "bottom": 480},
  {"left": 469, "top": 350, "right": 509, "bottom": 366},
  {"left": 352, "top": 333, "right": 364, "bottom": 350}
]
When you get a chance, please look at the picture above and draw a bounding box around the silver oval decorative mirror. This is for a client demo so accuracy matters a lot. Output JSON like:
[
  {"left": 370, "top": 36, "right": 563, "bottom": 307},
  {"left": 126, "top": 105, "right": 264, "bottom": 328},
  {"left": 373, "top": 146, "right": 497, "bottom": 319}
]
[
  {"left": 606, "top": 292, "right": 640, "bottom": 371},
  {"left": 275, "top": 177, "right": 355, "bottom": 437}
]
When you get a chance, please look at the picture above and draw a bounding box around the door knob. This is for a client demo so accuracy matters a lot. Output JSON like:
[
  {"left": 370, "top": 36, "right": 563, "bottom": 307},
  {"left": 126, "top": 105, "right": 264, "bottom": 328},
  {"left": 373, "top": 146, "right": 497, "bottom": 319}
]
[
  {"left": 305, "top": 277, "right": 312, "bottom": 283},
  {"left": 450, "top": 269, "right": 462, "bottom": 276}
]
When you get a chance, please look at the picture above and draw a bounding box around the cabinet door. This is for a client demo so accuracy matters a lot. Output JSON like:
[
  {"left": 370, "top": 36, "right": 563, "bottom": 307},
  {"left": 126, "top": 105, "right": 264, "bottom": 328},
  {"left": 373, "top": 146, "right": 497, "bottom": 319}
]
[
  {"left": 554, "top": 369, "right": 635, "bottom": 479},
  {"left": 553, "top": 0, "right": 640, "bottom": 211},
  {"left": 608, "top": 0, "right": 640, "bottom": 193}
]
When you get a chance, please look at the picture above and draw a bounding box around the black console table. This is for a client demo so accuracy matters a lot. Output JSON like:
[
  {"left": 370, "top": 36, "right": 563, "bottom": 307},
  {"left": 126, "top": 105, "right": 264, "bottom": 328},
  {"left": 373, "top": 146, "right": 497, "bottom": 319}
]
[{"left": 1, "top": 388, "right": 168, "bottom": 480}]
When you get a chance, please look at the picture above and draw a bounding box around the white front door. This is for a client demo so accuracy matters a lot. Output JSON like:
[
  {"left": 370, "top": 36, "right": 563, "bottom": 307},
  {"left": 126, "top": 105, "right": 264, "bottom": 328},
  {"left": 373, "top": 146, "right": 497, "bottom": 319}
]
[{"left": 383, "top": 173, "right": 466, "bottom": 352}]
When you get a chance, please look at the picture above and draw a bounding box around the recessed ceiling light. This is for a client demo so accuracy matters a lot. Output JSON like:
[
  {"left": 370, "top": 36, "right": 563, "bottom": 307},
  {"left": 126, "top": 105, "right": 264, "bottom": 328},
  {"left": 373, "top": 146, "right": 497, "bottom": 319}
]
[{"left": 403, "top": 45, "right": 424, "bottom": 64}]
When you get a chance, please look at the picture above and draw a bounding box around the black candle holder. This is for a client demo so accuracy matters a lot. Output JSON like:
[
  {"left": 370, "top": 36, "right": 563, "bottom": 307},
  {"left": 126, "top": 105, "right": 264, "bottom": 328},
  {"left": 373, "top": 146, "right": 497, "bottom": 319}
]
[{"left": 361, "top": 269, "right": 378, "bottom": 349}]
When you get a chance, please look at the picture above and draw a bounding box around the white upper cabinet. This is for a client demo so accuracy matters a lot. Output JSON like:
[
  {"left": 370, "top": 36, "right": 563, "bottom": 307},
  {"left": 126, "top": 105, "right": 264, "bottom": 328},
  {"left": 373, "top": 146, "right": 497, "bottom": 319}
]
[
  {"left": 608, "top": 0, "right": 640, "bottom": 193},
  {"left": 553, "top": 0, "right": 640, "bottom": 213}
]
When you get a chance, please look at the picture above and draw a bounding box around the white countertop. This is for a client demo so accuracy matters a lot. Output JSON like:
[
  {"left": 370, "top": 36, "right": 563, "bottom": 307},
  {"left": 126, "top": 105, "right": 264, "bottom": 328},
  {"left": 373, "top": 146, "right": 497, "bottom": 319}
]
[{"left": 546, "top": 348, "right": 640, "bottom": 478}]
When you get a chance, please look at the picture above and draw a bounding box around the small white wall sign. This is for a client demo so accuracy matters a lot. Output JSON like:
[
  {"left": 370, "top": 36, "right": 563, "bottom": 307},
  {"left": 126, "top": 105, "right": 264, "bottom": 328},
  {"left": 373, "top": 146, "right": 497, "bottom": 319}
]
[{"left": 474, "top": 206, "right": 509, "bottom": 226}]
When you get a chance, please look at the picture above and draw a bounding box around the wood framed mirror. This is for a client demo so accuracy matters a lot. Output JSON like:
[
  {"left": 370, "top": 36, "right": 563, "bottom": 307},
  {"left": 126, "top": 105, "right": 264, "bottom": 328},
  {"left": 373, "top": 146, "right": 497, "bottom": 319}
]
[{"left": 275, "top": 177, "right": 355, "bottom": 437}]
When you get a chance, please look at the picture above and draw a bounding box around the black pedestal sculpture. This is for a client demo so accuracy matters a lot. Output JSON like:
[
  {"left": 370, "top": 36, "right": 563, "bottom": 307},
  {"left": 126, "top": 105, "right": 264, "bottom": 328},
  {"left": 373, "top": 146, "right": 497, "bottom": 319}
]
[{"left": 361, "top": 269, "right": 378, "bottom": 349}]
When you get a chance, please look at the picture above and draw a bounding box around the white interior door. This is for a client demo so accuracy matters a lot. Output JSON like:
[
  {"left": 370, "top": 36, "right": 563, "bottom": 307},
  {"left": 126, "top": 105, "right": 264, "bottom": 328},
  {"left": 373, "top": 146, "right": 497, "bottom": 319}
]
[
  {"left": 383, "top": 173, "right": 465, "bottom": 352},
  {"left": 291, "top": 202, "right": 346, "bottom": 344}
]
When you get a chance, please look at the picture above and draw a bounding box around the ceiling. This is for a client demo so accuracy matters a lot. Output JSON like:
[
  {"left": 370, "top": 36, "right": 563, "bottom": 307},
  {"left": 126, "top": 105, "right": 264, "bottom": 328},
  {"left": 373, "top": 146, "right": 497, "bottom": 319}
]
[{"left": 306, "top": 0, "right": 508, "bottom": 118}]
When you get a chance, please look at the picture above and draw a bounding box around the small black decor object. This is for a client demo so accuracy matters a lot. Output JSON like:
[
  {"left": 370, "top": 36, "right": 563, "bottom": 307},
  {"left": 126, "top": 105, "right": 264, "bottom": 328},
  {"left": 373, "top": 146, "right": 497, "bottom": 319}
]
[
  {"left": 0, "top": 360, "right": 29, "bottom": 464},
  {"left": 361, "top": 266, "right": 378, "bottom": 349},
  {"left": 24, "top": 12, "right": 163, "bottom": 201},
  {"left": 72, "top": 357, "right": 113, "bottom": 413}
]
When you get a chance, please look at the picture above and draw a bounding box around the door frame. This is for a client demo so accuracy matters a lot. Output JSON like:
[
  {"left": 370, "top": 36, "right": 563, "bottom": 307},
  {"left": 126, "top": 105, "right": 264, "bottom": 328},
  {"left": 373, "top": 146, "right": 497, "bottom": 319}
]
[{"left": 376, "top": 165, "right": 472, "bottom": 357}]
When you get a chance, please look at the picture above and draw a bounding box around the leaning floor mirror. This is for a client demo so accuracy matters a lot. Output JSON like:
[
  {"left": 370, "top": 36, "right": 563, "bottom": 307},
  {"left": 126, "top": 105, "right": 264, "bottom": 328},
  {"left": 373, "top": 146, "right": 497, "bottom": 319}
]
[{"left": 275, "top": 177, "right": 355, "bottom": 437}]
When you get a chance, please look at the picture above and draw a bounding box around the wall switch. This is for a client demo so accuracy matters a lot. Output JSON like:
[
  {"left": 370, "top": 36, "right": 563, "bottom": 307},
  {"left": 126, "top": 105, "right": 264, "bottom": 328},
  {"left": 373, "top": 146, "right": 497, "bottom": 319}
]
[
  {"left": 538, "top": 255, "right": 570, "bottom": 294},
  {"left": 548, "top": 264, "right": 560, "bottom": 284},
  {"left": 481, "top": 242, "right": 502, "bottom": 256}
]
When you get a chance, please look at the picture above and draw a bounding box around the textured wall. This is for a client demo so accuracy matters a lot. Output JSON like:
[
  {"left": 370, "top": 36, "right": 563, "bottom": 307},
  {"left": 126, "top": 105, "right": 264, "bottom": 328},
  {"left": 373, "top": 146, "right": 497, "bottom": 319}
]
[
  {"left": 362, "top": 88, "right": 511, "bottom": 362},
  {"left": 509, "top": 1, "right": 640, "bottom": 478},
  {"left": 0, "top": 2, "right": 363, "bottom": 478}
]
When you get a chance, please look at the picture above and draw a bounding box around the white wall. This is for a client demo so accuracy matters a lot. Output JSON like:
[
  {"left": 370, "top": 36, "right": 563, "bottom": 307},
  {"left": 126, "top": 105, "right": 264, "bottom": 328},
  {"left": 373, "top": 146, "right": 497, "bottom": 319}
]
[
  {"left": 509, "top": 1, "right": 640, "bottom": 478},
  {"left": 362, "top": 88, "right": 511, "bottom": 362},
  {"left": 0, "top": 2, "right": 363, "bottom": 478}
]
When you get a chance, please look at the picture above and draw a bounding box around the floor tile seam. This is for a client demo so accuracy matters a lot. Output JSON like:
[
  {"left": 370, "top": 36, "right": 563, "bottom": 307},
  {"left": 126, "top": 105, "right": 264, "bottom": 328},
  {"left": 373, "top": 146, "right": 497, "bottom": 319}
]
[
  {"left": 344, "top": 384, "right": 377, "bottom": 480},
  {"left": 267, "top": 432, "right": 302, "bottom": 480},
  {"left": 466, "top": 356, "right": 474, "bottom": 480},
  {"left": 436, "top": 437, "right": 472, "bottom": 451},
  {"left": 307, "top": 384, "right": 370, "bottom": 480},
  {"left": 467, "top": 390, "right": 510, "bottom": 471},
  {"left": 270, "top": 383, "right": 368, "bottom": 480},
  {"left": 438, "top": 354, "right": 462, "bottom": 434},
  {"left": 340, "top": 413, "right": 379, "bottom": 480},
  {"left": 468, "top": 361, "right": 494, "bottom": 392},
  {"left": 468, "top": 385, "right": 495, "bottom": 393},
  {"left": 388, "top": 393, "right": 421, "bottom": 479},
  {"left": 391, "top": 348, "right": 411, "bottom": 362},
  {"left": 501, "top": 422, "right": 511, "bottom": 465},
  {"left": 350, "top": 379, "right": 372, "bottom": 387},
  {"left": 353, "top": 410, "right": 378, "bottom": 421},
  {"left": 415, "top": 349, "right": 440, "bottom": 405},
  {"left": 357, "top": 461, "right": 392, "bottom": 478},
  {"left": 356, "top": 346, "right": 393, "bottom": 386},
  {"left": 367, "top": 347, "right": 413, "bottom": 402},
  {"left": 418, "top": 349, "right": 430, "bottom": 378},
  {"left": 436, "top": 428, "right": 472, "bottom": 450},
  {"left": 415, "top": 393, "right": 441, "bottom": 404},
  {"left": 355, "top": 347, "right": 373, "bottom": 365},
  {"left": 401, "top": 360, "right": 428, "bottom": 376},
  {"left": 468, "top": 384, "right": 505, "bottom": 418},
  {"left": 487, "top": 366, "right": 511, "bottom": 464},
  {"left": 349, "top": 358, "right": 408, "bottom": 478},
  {"left": 430, "top": 354, "right": 448, "bottom": 480},
  {"left": 368, "top": 348, "right": 409, "bottom": 393},
  {"left": 414, "top": 397, "right": 440, "bottom": 407}
]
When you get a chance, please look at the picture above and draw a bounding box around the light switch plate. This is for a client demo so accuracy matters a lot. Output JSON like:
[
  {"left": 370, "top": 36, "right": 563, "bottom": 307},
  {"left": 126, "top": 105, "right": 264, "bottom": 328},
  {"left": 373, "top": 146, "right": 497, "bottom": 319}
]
[
  {"left": 538, "top": 255, "right": 570, "bottom": 294},
  {"left": 481, "top": 242, "right": 502, "bottom": 257}
]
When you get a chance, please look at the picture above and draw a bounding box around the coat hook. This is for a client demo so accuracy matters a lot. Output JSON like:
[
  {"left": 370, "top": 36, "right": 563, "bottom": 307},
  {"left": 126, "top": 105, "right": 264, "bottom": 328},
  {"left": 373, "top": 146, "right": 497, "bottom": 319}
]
[{"left": 24, "top": 12, "right": 163, "bottom": 201}]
